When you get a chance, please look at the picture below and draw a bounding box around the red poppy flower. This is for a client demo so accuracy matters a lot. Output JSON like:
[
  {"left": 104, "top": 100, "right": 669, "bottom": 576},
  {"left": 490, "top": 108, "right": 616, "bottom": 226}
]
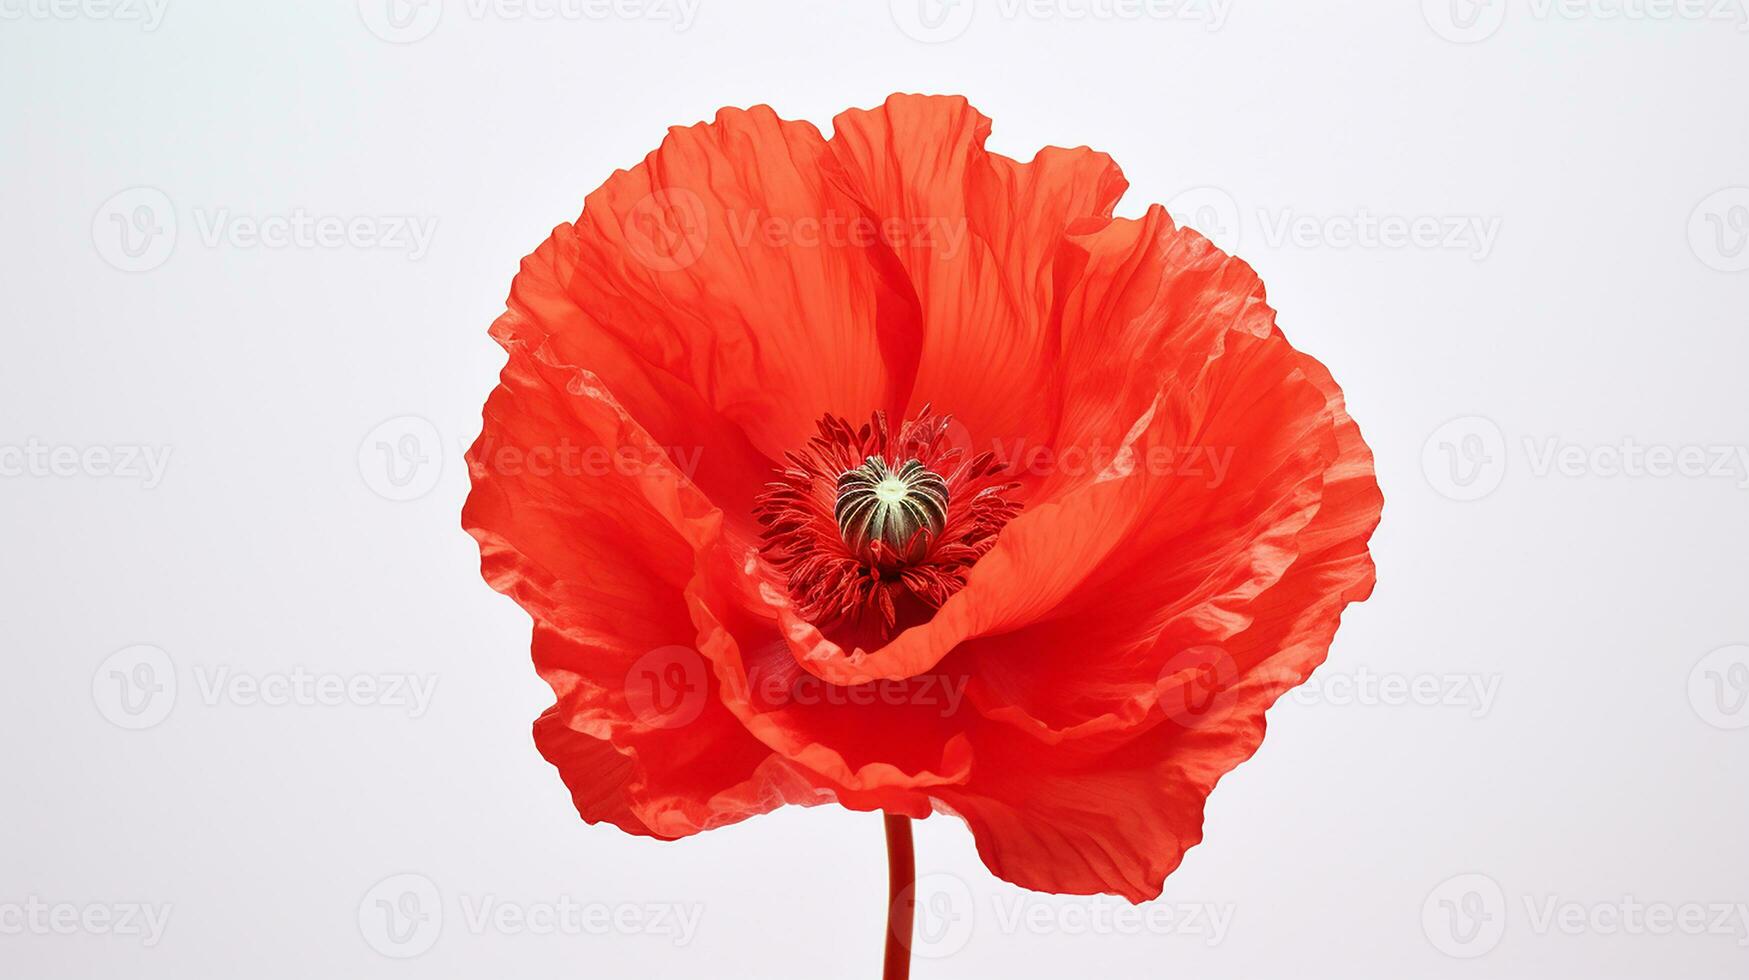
[{"left": 464, "top": 94, "right": 1381, "bottom": 922}]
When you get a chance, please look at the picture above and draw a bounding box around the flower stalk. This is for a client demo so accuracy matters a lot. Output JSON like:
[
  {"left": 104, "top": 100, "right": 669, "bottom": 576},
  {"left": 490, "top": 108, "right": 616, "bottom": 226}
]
[{"left": 883, "top": 814, "right": 915, "bottom": 980}]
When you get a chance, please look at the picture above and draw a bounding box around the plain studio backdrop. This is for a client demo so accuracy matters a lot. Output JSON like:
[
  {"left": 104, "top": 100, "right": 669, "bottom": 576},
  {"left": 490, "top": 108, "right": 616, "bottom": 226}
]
[{"left": 3, "top": 1, "right": 1747, "bottom": 977}]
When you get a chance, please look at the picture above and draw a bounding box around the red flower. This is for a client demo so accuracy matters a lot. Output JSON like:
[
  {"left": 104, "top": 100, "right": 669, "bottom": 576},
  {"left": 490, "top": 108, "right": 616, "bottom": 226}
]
[{"left": 464, "top": 94, "right": 1381, "bottom": 904}]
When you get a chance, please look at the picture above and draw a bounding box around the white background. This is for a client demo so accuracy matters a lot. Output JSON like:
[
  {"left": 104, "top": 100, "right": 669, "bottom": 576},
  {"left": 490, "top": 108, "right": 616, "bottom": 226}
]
[{"left": 4, "top": 0, "right": 1748, "bottom": 977}]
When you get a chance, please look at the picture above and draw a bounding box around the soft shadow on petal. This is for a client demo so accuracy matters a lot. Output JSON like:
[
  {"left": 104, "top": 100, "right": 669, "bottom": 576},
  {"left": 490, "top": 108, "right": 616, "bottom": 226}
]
[
  {"left": 500, "top": 104, "right": 922, "bottom": 532},
  {"left": 825, "top": 94, "right": 1128, "bottom": 448}
]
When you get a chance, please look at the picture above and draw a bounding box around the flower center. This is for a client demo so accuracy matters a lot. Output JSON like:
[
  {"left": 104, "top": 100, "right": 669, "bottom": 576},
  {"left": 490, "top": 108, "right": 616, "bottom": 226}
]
[
  {"left": 834, "top": 458, "right": 948, "bottom": 565},
  {"left": 753, "top": 408, "right": 1023, "bottom": 635}
]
